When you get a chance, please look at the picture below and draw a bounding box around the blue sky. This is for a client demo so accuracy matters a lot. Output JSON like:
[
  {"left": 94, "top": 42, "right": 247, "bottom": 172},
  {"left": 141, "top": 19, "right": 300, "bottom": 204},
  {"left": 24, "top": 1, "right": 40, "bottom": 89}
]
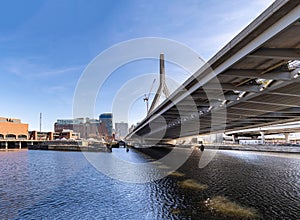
[{"left": 0, "top": 0, "right": 275, "bottom": 131}]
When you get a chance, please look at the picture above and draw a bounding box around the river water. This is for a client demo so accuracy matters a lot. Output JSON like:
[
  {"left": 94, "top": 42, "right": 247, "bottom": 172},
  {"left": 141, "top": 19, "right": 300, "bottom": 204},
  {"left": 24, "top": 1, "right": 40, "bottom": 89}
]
[{"left": 0, "top": 148, "right": 299, "bottom": 219}]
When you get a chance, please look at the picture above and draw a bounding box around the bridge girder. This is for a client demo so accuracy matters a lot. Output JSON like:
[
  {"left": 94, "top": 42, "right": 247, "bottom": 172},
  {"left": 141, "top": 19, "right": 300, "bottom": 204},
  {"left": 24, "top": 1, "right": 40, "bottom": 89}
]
[{"left": 126, "top": 1, "right": 300, "bottom": 142}]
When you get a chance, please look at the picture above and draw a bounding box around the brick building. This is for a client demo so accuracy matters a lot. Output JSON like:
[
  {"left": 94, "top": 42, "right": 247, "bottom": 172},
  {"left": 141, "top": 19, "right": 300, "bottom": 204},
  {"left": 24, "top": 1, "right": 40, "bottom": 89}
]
[{"left": 0, "top": 117, "right": 29, "bottom": 140}]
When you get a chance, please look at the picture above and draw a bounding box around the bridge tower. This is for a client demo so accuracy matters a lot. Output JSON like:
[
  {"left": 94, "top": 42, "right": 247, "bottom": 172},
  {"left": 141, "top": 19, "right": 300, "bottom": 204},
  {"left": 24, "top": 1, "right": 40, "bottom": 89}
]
[{"left": 148, "top": 53, "right": 170, "bottom": 113}]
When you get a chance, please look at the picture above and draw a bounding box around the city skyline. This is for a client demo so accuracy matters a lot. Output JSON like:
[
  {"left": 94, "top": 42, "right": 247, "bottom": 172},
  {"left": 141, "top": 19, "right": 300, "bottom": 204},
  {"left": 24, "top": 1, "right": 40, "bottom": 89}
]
[{"left": 0, "top": 0, "right": 275, "bottom": 131}]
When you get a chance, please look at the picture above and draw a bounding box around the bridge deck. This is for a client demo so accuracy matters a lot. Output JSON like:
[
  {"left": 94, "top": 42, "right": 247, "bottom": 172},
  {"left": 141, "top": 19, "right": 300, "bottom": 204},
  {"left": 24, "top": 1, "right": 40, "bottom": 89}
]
[{"left": 128, "top": 0, "right": 300, "bottom": 142}]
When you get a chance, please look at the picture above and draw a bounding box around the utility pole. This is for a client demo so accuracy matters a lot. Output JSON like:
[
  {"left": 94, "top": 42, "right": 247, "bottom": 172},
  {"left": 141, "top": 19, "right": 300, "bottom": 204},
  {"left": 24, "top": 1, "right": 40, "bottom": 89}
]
[{"left": 39, "top": 112, "right": 42, "bottom": 132}]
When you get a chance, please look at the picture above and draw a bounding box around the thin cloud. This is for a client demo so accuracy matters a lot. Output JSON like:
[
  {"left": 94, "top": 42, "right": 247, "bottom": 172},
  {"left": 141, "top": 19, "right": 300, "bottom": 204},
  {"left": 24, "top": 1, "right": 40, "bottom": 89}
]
[
  {"left": 29, "top": 65, "right": 84, "bottom": 78},
  {"left": 1, "top": 57, "right": 84, "bottom": 79}
]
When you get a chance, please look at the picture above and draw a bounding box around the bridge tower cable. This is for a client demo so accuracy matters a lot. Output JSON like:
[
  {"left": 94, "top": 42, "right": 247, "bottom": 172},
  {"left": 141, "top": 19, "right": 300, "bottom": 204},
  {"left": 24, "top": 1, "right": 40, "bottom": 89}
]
[{"left": 143, "top": 78, "right": 156, "bottom": 115}]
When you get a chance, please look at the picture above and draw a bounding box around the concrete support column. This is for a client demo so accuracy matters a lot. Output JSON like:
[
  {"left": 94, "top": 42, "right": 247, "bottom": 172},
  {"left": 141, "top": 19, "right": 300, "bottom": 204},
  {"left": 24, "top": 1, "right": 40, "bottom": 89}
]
[
  {"left": 5, "top": 141, "right": 8, "bottom": 150},
  {"left": 232, "top": 135, "right": 235, "bottom": 143},
  {"left": 284, "top": 133, "right": 290, "bottom": 143},
  {"left": 49, "top": 132, "right": 54, "bottom": 141},
  {"left": 140, "top": 137, "right": 144, "bottom": 145},
  {"left": 260, "top": 131, "right": 265, "bottom": 144},
  {"left": 19, "top": 141, "right": 22, "bottom": 149},
  {"left": 33, "top": 131, "right": 38, "bottom": 140}
]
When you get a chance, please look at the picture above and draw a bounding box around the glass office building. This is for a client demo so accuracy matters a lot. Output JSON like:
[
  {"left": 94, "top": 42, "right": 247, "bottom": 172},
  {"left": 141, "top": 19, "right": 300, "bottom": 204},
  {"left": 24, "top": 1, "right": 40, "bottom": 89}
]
[{"left": 99, "top": 113, "right": 113, "bottom": 137}]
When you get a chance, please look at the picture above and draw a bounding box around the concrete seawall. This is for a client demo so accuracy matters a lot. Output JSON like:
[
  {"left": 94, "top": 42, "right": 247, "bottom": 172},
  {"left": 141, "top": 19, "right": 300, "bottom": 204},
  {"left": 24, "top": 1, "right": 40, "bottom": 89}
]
[
  {"left": 28, "top": 140, "right": 108, "bottom": 152},
  {"left": 205, "top": 144, "right": 300, "bottom": 154},
  {"left": 29, "top": 144, "right": 108, "bottom": 152}
]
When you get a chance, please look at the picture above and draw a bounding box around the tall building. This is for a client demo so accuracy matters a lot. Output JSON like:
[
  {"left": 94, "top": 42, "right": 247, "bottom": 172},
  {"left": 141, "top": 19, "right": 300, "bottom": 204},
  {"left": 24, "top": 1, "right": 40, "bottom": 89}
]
[
  {"left": 99, "top": 113, "right": 113, "bottom": 137},
  {"left": 115, "top": 122, "right": 128, "bottom": 139}
]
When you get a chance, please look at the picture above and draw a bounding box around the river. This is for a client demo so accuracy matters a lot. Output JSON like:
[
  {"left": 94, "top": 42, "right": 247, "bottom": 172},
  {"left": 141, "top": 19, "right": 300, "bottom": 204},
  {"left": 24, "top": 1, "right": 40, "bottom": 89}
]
[{"left": 0, "top": 148, "right": 299, "bottom": 219}]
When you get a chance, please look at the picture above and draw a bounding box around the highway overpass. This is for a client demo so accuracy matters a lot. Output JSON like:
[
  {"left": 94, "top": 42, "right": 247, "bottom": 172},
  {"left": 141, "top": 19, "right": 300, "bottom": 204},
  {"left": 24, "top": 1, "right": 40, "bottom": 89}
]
[
  {"left": 126, "top": 0, "right": 300, "bottom": 144},
  {"left": 225, "top": 122, "right": 300, "bottom": 136}
]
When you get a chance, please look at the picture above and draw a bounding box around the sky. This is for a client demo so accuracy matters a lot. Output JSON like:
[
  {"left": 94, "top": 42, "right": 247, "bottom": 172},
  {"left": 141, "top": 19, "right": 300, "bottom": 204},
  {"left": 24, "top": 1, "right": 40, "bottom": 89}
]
[{"left": 0, "top": 0, "right": 275, "bottom": 131}]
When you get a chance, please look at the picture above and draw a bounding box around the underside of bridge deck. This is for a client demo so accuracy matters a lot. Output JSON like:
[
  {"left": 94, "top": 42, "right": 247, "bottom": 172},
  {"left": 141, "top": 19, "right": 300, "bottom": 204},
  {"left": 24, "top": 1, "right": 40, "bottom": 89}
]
[{"left": 127, "top": 1, "right": 300, "bottom": 143}]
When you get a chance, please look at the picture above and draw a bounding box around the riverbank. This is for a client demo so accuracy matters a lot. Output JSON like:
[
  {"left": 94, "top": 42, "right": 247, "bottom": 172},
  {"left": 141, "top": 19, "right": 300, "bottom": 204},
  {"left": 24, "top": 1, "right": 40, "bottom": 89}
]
[
  {"left": 28, "top": 140, "right": 108, "bottom": 152},
  {"left": 204, "top": 144, "right": 300, "bottom": 154}
]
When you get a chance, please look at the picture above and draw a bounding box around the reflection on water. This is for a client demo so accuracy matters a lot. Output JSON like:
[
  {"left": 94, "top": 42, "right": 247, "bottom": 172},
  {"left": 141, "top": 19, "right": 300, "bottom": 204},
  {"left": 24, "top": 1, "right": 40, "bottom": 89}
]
[
  {"left": 178, "top": 179, "right": 208, "bottom": 190},
  {"left": 0, "top": 149, "right": 299, "bottom": 219},
  {"left": 204, "top": 196, "right": 258, "bottom": 219}
]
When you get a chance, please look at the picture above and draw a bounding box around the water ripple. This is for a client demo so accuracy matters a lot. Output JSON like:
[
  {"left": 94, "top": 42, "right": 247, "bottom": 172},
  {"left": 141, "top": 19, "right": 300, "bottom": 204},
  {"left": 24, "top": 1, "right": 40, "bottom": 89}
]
[{"left": 0, "top": 149, "right": 299, "bottom": 219}]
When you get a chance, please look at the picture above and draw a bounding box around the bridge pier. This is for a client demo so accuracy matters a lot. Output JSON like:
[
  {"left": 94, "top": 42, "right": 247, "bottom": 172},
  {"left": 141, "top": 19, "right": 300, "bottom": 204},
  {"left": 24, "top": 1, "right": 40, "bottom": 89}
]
[
  {"left": 231, "top": 135, "right": 236, "bottom": 144},
  {"left": 140, "top": 137, "right": 144, "bottom": 145},
  {"left": 284, "top": 133, "right": 290, "bottom": 143},
  {"left": 260, "top": 131, "right": 265, "bottom": 144}
]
